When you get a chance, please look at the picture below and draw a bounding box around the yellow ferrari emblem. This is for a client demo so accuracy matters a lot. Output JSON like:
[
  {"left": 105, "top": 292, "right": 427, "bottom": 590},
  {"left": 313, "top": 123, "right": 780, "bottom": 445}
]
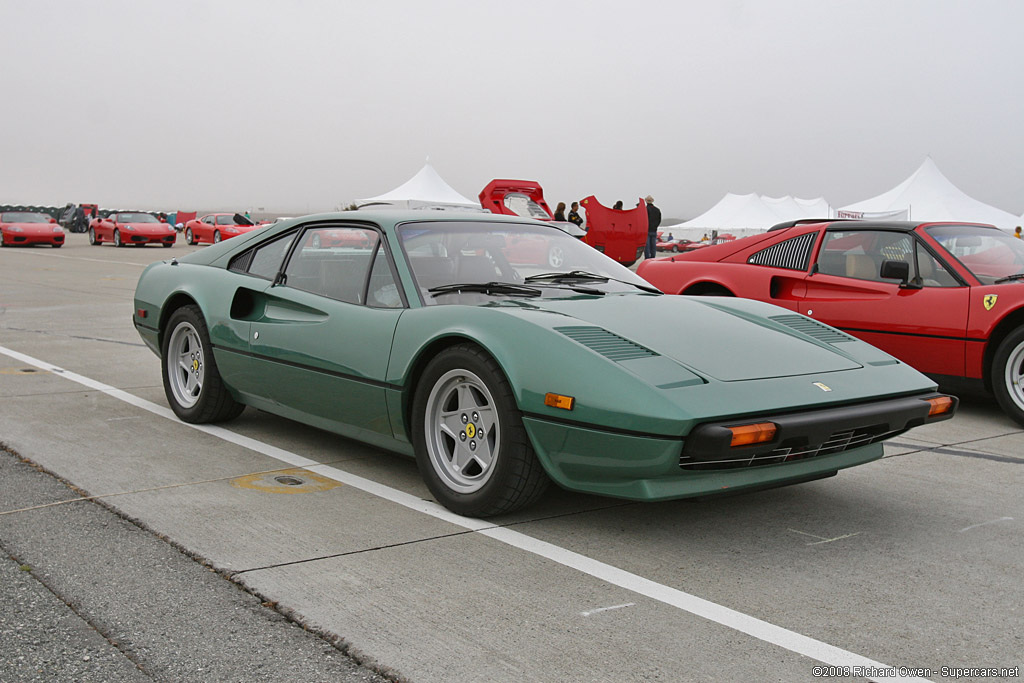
[
  {"left": 813, "top": 382, "right": 832, "bottom": 392},
  {"left": 193, "top": 359, "right": 200, "bottom": 372},
  {"left": 984, "top": 294, "right": 998, "bottom": 311},
  {"left": 465, "top": 423, "right": 476, "bottom": 439}
]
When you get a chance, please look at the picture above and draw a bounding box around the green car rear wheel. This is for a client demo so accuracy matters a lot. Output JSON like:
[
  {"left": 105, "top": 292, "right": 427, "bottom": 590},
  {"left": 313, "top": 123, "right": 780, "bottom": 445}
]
[{"left": 162, "top": 305, "right": 244, "bottom": 424}]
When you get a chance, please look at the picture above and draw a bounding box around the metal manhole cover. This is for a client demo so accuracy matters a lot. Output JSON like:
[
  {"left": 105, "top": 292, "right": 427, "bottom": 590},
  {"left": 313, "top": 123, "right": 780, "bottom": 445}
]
[{"left": 230, "top": 468, "right": 341, "bottom": 494}]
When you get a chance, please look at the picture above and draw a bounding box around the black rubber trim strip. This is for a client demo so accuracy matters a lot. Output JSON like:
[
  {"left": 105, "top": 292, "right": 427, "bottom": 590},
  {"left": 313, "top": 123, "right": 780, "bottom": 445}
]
[
  {"left": 212, "top": 344, "right": 402, "bottom": 391},
  {"left": 133, "top": 320, "right": 159, "bottom": 333},
  {"left": 838, "top": 326, "right": 986, "bottom": 344},
  {"left": 683, "top": 392, "right": 956, "bottom": 461},
  {"left": 521, "top": 412, "right": 683, "bottom": 441}
]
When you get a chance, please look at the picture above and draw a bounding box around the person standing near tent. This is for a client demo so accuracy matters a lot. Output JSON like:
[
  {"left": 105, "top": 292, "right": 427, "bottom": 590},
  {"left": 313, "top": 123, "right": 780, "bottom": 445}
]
[
  {"left": 553, "top": 202, "right": 567, "bottom": 221},
  {"left": 568, "top": 201, "right": 584, "bottom": 229},
  {"left": 644, "top": 195, "right": 661, "bottom": 259}
]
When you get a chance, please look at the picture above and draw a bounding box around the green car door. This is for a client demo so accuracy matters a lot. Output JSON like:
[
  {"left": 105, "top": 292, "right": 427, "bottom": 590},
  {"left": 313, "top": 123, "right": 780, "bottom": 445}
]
[{"left": 246, "top": 225, "right": 406, "bottom": 445}]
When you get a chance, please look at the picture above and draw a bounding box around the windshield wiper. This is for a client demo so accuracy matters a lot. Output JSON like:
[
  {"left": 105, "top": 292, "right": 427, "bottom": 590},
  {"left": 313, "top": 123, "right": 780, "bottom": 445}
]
[
  {"left": 429, "top": 282, "right": 542, "bottom": 298},
  {"left": 994, "top": 272, "right": 1024, "bottom": 284},
  {"left": 525, "top": 270, "right": 661, "bottom": 294}
]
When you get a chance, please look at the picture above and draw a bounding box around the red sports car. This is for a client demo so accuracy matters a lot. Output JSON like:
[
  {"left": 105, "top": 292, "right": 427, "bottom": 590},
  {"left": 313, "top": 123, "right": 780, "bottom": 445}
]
[
  {"left": 183, "top": 213, "right": 260, "bottom": 245},
  {"left": 656, "top": 237, "right": 703, "bottom": 253},
  {"left": 89, "top": 212, "right": 177, "bottom": 247},
  {"left": 0, "top": 211, "right": 65, "bottom": 248},
  {"left": 637, "top": 219, "right": 1024, "bottom": 424}
]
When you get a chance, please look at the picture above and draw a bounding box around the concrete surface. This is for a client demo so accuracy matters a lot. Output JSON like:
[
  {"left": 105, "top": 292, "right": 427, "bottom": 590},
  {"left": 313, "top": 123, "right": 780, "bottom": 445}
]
[{"left": 0, "top": 234, "right": 1021, "bottom": 682}]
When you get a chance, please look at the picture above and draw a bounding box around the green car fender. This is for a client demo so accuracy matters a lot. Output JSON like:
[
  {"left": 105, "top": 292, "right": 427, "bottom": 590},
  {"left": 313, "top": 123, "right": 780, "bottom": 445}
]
[{"left": 386, "top": 304, "right": 702, "bottom": 441}]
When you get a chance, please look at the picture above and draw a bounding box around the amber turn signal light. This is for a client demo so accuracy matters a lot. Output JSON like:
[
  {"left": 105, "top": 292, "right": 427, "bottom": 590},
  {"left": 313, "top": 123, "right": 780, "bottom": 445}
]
[
  {"left": 926, "top": 396, "right": 954, "bottom": 417},
  {"left": 544, "top": 393, "right": 575, "bottom": 410},
  {"left": 728, "top": 422, "right": 777, "bottom": 448}
]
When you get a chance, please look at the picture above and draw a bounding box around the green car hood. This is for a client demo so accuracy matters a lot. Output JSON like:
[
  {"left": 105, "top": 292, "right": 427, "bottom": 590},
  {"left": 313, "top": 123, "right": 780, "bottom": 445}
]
[{"left": 529, "top": 294, "right": 864, "bottom": 381}]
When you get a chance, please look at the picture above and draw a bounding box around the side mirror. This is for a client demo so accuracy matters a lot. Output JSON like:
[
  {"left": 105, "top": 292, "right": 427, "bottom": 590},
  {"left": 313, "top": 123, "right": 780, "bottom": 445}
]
[{"left": 880, "top": 260, "right": 919, "bottom": 289}]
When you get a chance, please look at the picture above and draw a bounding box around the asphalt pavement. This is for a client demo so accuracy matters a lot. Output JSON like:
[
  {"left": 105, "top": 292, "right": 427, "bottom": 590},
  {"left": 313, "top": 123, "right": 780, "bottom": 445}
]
[{"left": 0, "top": 446, "right": 391, "bottom": 682}]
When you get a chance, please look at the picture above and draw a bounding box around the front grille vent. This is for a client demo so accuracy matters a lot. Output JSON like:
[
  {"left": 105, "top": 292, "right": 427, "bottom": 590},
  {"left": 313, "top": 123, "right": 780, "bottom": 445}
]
[
  {"left": 554, "top": 326, "right": 658, "bottom": 362},
  {"left": 770, "top": 314, "right": 855, "bottom": 344},
  {"left": 680, "top": 424, "right": 899, "bottom": 470}
]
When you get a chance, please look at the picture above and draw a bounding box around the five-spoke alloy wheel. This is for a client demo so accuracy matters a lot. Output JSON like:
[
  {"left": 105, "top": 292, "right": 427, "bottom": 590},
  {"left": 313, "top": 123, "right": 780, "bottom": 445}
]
[
  {"left": 993, "top": 326, "right": 1024, "bottom": 426},
  {"left": 161, "top": 305, "right": 244, "bottom": 423},
  {"left": 412, "top": 344, "right": 548, "bottom": 517}
]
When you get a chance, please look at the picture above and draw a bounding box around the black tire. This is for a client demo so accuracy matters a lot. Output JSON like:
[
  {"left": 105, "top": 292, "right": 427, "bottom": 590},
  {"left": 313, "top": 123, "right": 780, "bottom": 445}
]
[
  {"left": 161, "top": 305, "right": 244, "bottom": 423},
  {"left": 162, "top": 242, "right": 173, "bottom": 248},
  {"left": 185, "top": 227, "right": 196, "bottom": 245},
  {"left": 991, "top": 326, "right": 1024, "bottom": 426},
  {"left": 411, "top": 343, "right": 548, "bottom": 517},
  {"left": 213, "top": 230, "right": 221, "bottom": 244},
  {"left": 88, "top": 227, "right": 99, "bottom": 245},
  {"left": 52, "top": 243, "right": 62, "bottom": 248},
  {"left": 113, "top": 229, "right": 124, "bottom": 247},
  {"left": 671, "top": 245, "right": 679, "bottom": 253}
]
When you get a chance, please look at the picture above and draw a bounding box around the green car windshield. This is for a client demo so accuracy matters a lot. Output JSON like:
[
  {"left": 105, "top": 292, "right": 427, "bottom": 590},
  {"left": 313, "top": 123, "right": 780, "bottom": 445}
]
[
  {"left": 926, "top": 224, "right": 1024, "bottom": 284},
  {"left": 398, "top": 221, "right": 653, "bottom": 305}
]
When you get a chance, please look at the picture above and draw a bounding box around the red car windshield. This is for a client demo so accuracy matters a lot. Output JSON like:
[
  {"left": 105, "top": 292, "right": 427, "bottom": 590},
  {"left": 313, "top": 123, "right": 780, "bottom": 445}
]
[
  {"left": 926, "top": 224, "right": 1024, "bottom": 284},
  {"left": 1, "top": 212, "right": 49, "bottom": 223},
  {"left": 117, "top": 213, "right": 159, "bottom": 223}
]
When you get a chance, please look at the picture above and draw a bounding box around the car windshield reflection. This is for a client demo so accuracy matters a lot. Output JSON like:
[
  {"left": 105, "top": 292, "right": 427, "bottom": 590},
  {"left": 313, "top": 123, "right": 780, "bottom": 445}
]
[
  {"left": 927, "top": 224, "right": 1024, "bottom": 284},
  {"left": 398, "top": 221, "right": 652, "bottom": 305},
  {"left": 1, "top": 212, "right": 49, "bottom": 223},
  {"left": 117, "top": 213, "right": 159, "bottom": 223}
]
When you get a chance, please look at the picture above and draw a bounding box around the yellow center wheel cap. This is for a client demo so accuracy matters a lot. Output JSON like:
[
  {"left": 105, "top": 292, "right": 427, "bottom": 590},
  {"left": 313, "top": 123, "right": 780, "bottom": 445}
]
[{"left": 465, "top": 423, "right": 476, "bottom": 439}]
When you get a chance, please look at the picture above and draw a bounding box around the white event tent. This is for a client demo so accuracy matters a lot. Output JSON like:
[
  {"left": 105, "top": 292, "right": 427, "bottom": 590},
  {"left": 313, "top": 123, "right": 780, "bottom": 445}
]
[
  {"left": 662, "top": 193, "right": 832, "bottom": 238},
  {"left": 838, "top": 158, "right": 1019, "bottom": 231},
  {"left": 358, "top": 162, "right": 481, "bottom": 211}
]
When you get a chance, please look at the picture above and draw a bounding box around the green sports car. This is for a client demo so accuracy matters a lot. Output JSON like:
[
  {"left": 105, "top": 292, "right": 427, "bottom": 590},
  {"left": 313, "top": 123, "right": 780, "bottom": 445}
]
[{"left": 133, "top": 211, "right": 956, "bottom": 517}]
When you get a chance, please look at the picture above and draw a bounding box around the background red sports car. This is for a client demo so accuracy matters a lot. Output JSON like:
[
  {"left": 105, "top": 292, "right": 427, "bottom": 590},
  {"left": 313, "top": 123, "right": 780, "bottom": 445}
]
[
  {"left": 89, "top": 212, "right": 176, "bottom": 247},
  {"left": 184, "top": 213, "right": 260, "bottom": 245},
  {"left": 0, "top": 211, "right": 65, "bottom": 247},
  {"left": 637, "top": 219, "right": 1024, "bottom": 425}
]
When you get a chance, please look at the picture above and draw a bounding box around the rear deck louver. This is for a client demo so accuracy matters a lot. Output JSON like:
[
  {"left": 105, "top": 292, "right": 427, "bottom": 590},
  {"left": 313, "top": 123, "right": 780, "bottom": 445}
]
[
  {"left": 770, "top": 314, "right": 855, "bottom": 344},
  {"left": 554, "top": 326, "right": 659, "bottom": 361}
]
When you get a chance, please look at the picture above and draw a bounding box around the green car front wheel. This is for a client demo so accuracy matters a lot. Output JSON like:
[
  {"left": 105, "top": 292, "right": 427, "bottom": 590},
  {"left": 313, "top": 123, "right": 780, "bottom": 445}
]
[{"left": 412, "top": 344, "right": 548, "bottom": 517}]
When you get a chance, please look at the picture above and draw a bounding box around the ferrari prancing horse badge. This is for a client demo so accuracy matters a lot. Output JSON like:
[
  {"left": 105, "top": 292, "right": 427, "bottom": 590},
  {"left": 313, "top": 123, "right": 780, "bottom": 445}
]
[{"left": 983, "top": 294, "right": 998, "bottom": 311}]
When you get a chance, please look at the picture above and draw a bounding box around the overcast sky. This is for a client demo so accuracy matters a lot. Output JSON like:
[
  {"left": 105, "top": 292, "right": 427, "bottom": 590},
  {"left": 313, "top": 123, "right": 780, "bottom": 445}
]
[{"left": 3, "top": 0, "right": 1022, "bottom": 219}]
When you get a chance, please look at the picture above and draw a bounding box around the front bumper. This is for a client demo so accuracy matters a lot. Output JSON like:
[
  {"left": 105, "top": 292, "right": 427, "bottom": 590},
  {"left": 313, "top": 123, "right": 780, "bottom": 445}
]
[{"left": 522, "top": 392, "right": 956, "bottom": 502}]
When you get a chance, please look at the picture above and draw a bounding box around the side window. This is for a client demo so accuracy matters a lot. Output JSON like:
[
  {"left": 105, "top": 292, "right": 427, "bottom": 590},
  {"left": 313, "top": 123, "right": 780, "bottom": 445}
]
[
  {"left": 366, "top": 243, "right": 403, "bottom": 308},
  {"left": 747, "top": 232, "right": 816, "bottom": 271},
  {"left": 204, "top": 216, "right": 214, "bottom": 225},
  {"left": 916, "top": 242, "right": 959, "bottom": 287},
  {"left": 282, "top": 227, "right": 379, "bottom": 304},
  {"left": 243, "top": 231, "right": 297, "bottom": 279},
  {"left": 817, "top": 230, "right": 912, "bottom": 282}
]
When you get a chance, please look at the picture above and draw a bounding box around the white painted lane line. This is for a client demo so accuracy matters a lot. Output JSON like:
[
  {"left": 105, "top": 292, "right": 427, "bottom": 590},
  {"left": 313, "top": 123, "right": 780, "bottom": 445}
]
[
  {"left": 958, "top": 517, "right": 1013, "bottom": 533},
  {"left": 580, "top": 603, "right": 634, "bottom": 617},
  {"left": 0, "top": 343, "right": 930, "bottom": 683}
]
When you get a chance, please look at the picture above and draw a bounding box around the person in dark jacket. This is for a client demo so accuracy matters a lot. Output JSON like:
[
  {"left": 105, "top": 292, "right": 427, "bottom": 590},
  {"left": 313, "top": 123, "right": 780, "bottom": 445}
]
[
  {"left": 567, "top": 201, "right": 583, "bottom": 229},
  {"left": 644, "top": 195, "right": 661, "bottom": 259},
  {"left": 553, "top": 202, "right": 567, "bottom": 221}
]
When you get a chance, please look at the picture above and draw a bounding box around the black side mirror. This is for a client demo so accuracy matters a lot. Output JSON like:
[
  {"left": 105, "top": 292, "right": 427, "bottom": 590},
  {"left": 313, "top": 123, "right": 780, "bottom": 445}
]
[{"left": 880, "top": 260, "right": 920, "bottom": 289}]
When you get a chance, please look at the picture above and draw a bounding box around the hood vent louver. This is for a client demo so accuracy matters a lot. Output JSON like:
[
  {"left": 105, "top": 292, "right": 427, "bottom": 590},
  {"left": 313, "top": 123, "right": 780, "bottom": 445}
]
[
  {"left": 555, "top": 326, "right": 659, "bottom": 361},
  {"left": 770, "top": 314, "right": 855, "bottom": 344}
]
